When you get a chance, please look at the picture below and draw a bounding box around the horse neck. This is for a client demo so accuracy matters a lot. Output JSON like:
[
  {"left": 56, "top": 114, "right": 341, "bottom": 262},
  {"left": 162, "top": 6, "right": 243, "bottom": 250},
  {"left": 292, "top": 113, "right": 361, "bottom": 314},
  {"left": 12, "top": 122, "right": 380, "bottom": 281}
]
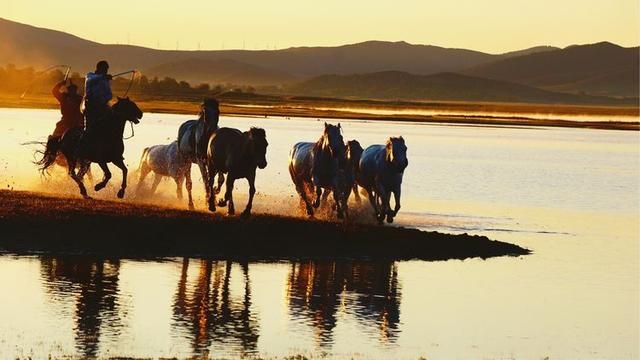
[{"left": 239, "top": 134, "right": 255, "bottom": 165}]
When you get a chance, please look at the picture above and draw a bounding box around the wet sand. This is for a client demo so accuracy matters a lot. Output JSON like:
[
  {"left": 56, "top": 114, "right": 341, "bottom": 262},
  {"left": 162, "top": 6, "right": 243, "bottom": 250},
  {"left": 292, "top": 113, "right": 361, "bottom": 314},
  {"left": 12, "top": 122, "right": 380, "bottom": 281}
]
[{"left": 0, "top": 190, "right": 529, "bottom": 260}]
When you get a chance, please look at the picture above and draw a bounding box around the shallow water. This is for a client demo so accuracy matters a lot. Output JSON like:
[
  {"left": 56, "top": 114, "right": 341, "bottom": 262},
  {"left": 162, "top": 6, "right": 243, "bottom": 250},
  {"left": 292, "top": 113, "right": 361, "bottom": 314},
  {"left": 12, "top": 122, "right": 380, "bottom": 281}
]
[{"left": 0, "top": 107, "right": 638, "bottom": 358}]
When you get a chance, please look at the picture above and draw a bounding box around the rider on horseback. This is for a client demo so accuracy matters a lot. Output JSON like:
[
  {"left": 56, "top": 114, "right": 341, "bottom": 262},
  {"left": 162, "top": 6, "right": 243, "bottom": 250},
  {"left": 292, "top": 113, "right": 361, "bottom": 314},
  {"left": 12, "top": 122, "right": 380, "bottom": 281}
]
[
  {"left": 84, "top": 60, "right": 113, "bottom": 133},
  {"left": 38, "top": 78, "right": 84, "bottom": 171}
]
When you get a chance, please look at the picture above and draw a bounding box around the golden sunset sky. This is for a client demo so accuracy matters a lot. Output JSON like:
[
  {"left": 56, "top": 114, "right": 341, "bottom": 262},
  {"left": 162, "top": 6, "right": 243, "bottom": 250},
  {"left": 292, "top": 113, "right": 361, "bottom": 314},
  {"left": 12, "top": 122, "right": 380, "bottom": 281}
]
[{"left": 1, "top": 0, "right": 638, "bottom": 53}]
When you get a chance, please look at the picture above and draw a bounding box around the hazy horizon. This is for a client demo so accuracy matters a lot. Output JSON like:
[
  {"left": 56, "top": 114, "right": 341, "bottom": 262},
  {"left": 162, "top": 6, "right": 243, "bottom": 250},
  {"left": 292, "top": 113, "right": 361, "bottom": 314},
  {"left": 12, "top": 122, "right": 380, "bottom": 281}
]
[{"left": 1, "top": 0, "right": 638, "bottom": 53}]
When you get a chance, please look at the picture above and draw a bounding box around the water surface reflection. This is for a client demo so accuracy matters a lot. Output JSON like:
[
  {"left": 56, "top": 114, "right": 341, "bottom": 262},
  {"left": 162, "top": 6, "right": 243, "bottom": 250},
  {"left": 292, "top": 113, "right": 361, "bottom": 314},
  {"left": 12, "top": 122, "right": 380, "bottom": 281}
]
[
  {"left": 286, "top": 261, "right": 401, "bottom": 346},
  {"left": 171, "top": 259, "right": 259, "bottom": 354},
  {"left": 40, "top": 257, "right": 123, "bottom": 358}
]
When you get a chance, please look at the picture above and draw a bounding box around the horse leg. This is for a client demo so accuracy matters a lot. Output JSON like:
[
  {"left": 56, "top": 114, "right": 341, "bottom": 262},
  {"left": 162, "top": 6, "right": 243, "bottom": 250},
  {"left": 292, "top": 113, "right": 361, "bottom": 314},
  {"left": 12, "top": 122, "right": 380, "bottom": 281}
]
[
  {"left": 241, "top": 172, "right": 256, "bottom": 218},
  {"left": 175, "top": 175, "right": 184, "bottom": 200},
  {"left": 294, "top": 181, "right": 314, "bottom": 216},
  {"left": 353, "top": 184, "right": 362, "bottom": 203},
  {"left": 149, "top": 173, "right": 162, "bottom": 196},
  {"left": 185, "top": 166, "right": 195, "bottom": 210},
  {"left": 206, "top": 166, "right": 218, "bottom": 213},
  {"left": 376, "top": 182, "right": 390, "bottom": 225},
  {"left": 214, "top": 172, "right": 225, "bottom": 194},
  {"left": 94, "top": 162, "right": 112, "bottom": 192},
  {"left": 389, "top": 187, "right": 402, "bottom": 223},
  {"left": 197, "top": 160, "right": 209, "bottom": 199},
  {"left": 313, "top": 186, "right": 322, "bottom": 209},
  {"left": 135, "top": 161, "right": 151, "bottom": 196},
  {"left": 332, "top": 186, "right": 345, "bottom": 220},
  {"left": 224, "top": 176, "right": 236, "bottom": 216},
  {"left": 113, "top": 159, "right": 128, "bottom": 199},
  {"left": 67, "top": 157, "right": 90, "bottom": 199}
]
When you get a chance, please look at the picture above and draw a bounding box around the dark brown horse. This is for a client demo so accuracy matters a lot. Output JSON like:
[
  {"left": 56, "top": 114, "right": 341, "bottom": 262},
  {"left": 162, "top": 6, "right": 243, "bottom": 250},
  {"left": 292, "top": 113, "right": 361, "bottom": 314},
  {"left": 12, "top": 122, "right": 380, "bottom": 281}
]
[
  {"left": 56, "top": 97, "right": 143, "bottom": 199},
  {"left": 288, "top": 123, "right": 346, "bottom": 218},
  {"left": 206, "top": 127, "right": 268, "bottom": 217},
  {"left": 177, "top": 98, "right": 219, "bottom": 202}
]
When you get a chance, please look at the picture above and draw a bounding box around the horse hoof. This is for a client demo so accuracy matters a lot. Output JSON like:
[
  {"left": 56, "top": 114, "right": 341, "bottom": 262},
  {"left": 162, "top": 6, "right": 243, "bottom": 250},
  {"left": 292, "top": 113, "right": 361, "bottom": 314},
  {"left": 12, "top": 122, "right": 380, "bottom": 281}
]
[
  {"left": 117, "top": 189, "right": 125, "bottom": 199},
  {"left": 217, "top": 200, "right": 227, "bottom": 207},
  {"left": 208, "top": 204, "right": 216, "bottom": 213},
  {"left": 240, "top": 210, "right": 251, "bottom": 218},
  {"left": 94, "top": 183, "right": 105, "bottom": 192},
  {"left": 386, "top": 216, "right": 394, "bottom": 224},
  {"left": 188, "top": 203, "right": 195, "bottom": 211},
  {"left": 228, "top": 210, "right": 235, "bottom": 216}
]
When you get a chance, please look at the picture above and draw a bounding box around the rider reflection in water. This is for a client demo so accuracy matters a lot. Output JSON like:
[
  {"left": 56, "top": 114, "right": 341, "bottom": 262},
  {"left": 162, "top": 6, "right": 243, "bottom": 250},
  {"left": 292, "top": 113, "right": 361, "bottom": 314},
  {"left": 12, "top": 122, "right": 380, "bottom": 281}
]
[{"left": 84, "top": 60, "right": 113, "bottom": 134}]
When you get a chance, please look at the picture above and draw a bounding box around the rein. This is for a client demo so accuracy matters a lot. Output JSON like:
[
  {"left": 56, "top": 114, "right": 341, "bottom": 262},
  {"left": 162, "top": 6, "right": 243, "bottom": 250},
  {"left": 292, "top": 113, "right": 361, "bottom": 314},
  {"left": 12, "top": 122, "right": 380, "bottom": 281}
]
[
  {"left": 112, "top": 70, "right": 138, "bottom": 97},
  {"left": 20, "top": 64, "right": 71, "bottom": 99}
]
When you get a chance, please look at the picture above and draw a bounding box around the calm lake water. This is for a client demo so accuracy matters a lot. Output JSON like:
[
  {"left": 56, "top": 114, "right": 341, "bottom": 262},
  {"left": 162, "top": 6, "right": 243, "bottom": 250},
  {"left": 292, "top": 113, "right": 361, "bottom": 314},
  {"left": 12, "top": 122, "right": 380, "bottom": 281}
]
[{"left": 0, "top": 107, "right": 638, "bottom": 359}]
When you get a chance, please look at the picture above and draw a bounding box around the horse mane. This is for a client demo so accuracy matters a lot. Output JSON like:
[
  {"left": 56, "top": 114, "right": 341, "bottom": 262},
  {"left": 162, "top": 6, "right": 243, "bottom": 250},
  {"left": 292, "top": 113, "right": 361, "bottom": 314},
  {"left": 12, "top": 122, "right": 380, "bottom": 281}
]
[{"left": 248, "top": 127, "right": 266, "bottom": 139}]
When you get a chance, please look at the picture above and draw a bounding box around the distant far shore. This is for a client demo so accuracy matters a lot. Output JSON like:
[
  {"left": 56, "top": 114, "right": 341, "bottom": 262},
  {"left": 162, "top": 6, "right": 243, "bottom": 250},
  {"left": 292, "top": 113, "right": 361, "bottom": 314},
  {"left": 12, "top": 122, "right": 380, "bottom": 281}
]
[{"left": 1, "top": 92, "right": 638, "bottom": 131}]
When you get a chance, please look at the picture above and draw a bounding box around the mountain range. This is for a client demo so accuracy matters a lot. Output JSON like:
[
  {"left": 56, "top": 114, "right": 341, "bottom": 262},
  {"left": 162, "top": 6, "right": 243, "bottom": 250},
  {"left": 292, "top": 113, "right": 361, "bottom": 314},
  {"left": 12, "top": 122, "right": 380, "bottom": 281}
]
[{"left": 1, "top": 17, "right": 637, "bottom": 103}]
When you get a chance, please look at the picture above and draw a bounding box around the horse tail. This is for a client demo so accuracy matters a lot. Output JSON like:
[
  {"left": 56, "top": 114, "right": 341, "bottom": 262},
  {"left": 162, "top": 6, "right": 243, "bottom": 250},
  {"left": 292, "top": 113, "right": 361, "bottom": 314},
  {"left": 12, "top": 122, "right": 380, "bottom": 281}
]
[
  {"left": 137, "top": 147, "right": 150, "bottom": 171},
  {"left": 33, "top": 137, "right": 59, "bottom": 174}
]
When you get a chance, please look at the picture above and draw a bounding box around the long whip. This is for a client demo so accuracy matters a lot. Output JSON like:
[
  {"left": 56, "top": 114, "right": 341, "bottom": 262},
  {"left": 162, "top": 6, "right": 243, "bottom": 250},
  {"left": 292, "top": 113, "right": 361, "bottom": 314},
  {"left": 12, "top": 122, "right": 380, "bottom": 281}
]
[{"left": 20, "top": 64, "right": 71, "bottom": 99}]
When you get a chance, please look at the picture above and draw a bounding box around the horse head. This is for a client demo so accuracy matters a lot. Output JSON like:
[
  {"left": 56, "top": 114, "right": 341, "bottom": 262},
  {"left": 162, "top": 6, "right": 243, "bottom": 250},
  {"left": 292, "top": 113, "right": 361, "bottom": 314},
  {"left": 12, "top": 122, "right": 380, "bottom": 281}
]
[
  {"left": 321, "top": 122, "right": 345, "bottom": 159},
  {"left": 385, "top": 137, "right": 408, "bottom": 172},
  {"left": 199, "top": 98, "right": 220, "bottom": 131},
  {"left": 247, "top": 127, "right": 268, "bottom": 169},
  {"left": 346, "top": 139, "right": 364, "bottom": 168},
  {"left": 113, "top": 96, "right": 143, "bottom": 124}
]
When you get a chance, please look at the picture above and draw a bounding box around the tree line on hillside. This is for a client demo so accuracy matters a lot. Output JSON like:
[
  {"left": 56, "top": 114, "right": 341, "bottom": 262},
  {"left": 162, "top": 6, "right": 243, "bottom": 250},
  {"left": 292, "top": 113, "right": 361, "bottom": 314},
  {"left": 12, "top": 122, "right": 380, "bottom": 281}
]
[{"left": 0, "top": 64, "right": 258, "bottom": 97}]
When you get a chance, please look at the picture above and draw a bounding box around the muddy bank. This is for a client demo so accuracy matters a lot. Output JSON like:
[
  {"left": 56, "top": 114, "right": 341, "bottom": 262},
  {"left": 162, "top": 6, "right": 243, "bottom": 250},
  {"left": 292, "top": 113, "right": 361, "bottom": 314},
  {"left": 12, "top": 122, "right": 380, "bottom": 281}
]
[{"left": 0, "top": 190, "right": 530, "bottom": 260}]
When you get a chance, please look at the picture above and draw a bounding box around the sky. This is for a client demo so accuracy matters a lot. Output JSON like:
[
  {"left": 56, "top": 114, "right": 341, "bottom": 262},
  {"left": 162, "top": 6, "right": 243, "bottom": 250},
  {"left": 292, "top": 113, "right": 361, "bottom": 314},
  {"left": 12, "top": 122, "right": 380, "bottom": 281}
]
[{"left": 1, "top": 0, "right": 638, "bottom": 53}]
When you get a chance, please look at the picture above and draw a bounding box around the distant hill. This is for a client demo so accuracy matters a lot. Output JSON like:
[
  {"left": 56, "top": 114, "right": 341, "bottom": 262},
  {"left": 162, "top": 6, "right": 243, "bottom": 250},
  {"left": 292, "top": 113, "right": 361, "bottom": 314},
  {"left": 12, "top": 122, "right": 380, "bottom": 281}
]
[
  {"left": 0, "top": 17, "right": 546, "bottom": 83},
  {"left": 144, "top": 58, "right": 297, "bottom": 86},
  {"left": 464, "top": 42, "right": 639, "bottom": 97},
  {"left": 285, "top": 71, "right": 634, "bottom": 105},
  {"left": 1, "top": 17, "right": 636, "bottom": 102}
]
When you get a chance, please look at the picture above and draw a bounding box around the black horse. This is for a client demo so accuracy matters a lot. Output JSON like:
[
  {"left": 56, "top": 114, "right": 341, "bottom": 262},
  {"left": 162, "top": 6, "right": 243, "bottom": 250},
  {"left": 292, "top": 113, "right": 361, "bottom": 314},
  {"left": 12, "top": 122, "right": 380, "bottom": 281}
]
[
  {"left": 206, "top": 127, "right": 268, "bottom": 217},
  {"left": 177, "top": 98, "right": 220, "bottom": 202},
  {"left": 54, "top": 97, "right": 143, "bottom": 199},
  {"left": 358, "top": 137, "right": 408, "bottom": 224}
]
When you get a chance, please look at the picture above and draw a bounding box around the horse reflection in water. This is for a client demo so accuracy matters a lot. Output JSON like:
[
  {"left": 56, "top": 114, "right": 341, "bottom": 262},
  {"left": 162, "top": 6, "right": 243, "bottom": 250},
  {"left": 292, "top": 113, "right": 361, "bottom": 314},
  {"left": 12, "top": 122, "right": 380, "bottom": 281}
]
[
  {"left": 286, "top": 260, "right": 401, "bottom": 346},
  {"left": 39, "top": 257, "right": 122, "bottom": 358},
  {"left": 172, "top": 259, "right": 259, "bottom": 354}
]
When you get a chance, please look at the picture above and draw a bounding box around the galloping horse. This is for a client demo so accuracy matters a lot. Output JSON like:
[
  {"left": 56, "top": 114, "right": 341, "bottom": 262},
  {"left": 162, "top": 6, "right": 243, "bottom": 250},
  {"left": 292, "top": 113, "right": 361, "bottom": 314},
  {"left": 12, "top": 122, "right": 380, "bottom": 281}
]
[
  {"left": 135, "top": 141, "right": 194, "bottom": 209},
  {"left": 177, "top": 98, "right": 219, "bottom": 202},
  {"left": 358, "top": 137, "right": 408, "bottom": 224},
  {"left": 56, "top": 97, "right": 143, "bottom": 199},
  {"left": 319, "top": 139, "right": 364, "bottom": 214},
  {"left": 206, "top": 127, "right": 268, "bottom": 217},
  {"left": 289, "top": 123, "right": 346, "bottom": 218}
]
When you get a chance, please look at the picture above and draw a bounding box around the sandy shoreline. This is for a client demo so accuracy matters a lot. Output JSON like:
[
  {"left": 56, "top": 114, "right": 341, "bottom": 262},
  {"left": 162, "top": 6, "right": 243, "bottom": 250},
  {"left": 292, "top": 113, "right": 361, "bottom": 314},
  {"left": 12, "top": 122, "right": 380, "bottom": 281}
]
[
  {"left": 1, "top": 94, "right": 638, "bottom": 131},
  {"left": 0, "top": 190, "right": 529, "bottom": 261}
]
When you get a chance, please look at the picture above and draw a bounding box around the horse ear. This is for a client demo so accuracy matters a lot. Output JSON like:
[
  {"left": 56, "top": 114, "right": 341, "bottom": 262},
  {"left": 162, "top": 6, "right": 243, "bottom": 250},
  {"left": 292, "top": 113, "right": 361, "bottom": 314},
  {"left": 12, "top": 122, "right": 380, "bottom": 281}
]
[
  {"left": 126, "top": 96, "right": 130, "bottom": 100},
  {"left": 324, "top": 122, "right": 328, "bottom": 128},
  {"left": 117, "top": 96, "right": 122, "bottom": 100},
  {"left": 338, "top": 123, "right": 341, "bottom": 128}
]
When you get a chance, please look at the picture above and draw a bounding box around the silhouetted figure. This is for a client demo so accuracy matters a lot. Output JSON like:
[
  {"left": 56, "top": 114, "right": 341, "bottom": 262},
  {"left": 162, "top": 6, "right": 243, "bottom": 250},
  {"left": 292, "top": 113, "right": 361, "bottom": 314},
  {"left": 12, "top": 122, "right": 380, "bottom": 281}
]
[
  {"left": 36, "top": 79, "right": 84, "bottom": 172},
  {"left": 84, "top": 60, "right": 113, "bottom": 134}
]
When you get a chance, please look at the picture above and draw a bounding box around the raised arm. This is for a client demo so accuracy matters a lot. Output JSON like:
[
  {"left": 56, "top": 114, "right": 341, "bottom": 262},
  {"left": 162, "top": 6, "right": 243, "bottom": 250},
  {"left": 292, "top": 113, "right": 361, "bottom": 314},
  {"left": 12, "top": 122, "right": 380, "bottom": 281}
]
[{"left": 51, "top": 80, "right": 65, "bottom": 102}]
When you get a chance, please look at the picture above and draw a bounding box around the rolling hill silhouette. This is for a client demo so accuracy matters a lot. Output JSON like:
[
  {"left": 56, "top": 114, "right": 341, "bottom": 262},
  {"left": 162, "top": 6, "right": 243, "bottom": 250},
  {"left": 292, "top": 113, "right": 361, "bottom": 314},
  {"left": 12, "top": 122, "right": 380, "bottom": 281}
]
[
  {"left": 1, "top": 17, "right": 636, "bottom": 102},
  {"left": 286, "top": 71, "right": 635, "bottom": 105},
  {"left": 464, "top": 42, "right": 639, "bottom": 97}
]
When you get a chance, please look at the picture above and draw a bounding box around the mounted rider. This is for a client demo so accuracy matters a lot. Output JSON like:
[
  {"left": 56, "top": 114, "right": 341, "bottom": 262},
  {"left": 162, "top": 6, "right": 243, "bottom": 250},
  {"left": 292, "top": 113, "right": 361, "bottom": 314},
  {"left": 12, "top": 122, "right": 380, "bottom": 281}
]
[
  {"left": 37, "top": 78, "right": 84, "bottom": 171},
  {"left": 84, "top": 60, "right": 113, "bottom": 133}
]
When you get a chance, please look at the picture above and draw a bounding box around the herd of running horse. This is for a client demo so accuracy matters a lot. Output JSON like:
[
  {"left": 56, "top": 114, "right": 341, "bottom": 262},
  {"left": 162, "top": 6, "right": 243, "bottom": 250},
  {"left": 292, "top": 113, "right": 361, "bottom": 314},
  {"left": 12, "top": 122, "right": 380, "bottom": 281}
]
[{"left": 48, "top": 97, "right": 408, "bottom": 224}]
